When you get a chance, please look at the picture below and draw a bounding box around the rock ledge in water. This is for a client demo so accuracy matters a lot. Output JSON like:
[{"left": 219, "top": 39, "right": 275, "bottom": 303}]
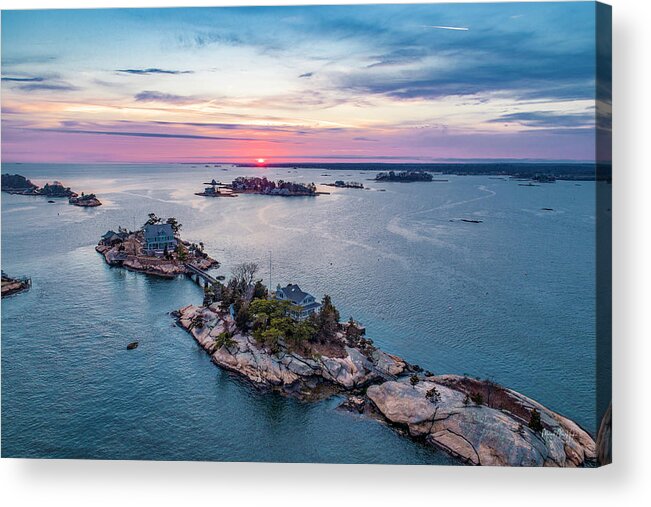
[{"left": 175, "top": 304, "right": 596, "bottom": 467}]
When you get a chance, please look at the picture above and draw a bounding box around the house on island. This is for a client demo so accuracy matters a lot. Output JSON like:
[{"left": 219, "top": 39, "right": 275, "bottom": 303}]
[
  {"left": 275, "top": 284, "right": 321, "bottom": 320},
  {"left": 143, "top": 223, "right": 177, "bottom": 256},
  {"left": 100, "top": 230, "right": 129, "bottom": 247}
]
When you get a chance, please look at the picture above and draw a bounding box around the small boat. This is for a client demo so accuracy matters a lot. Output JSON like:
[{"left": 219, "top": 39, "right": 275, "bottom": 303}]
[
  {"left": 461, "top": 219, "right": 483, "bottom": 223},
  {"left": 127, "top": 341, "right": 139, "bottom": 350},
  {"left": 48, "top": 200, "right": 55, "bottom": 203}
]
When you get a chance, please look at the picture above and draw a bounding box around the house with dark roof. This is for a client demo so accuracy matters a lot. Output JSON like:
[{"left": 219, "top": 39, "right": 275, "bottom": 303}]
[
  {"left": 275, "top": 283, "right": 321, "bottom": 320},
  {"left": 143, "top": 223, "right": 177, "bottom": 255},
  {"left": 100, "top": 230, "right": 129, "bottom": 246}
]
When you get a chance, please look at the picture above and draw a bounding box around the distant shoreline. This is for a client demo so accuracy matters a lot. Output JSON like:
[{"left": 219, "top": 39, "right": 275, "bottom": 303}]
[{"left": 1, "top": 162, "right": 611, "bottom": 182}]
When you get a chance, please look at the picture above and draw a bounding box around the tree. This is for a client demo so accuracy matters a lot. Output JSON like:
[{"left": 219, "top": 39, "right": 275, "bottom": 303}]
[
  {"left": 249, "top": 299, "right": 314, "bottom": 352},
  {"left": 314, "top": 294, "right": 340, "bottom": 344},
  {"left": 252, "top": 280, "right": 268, "bottom": 300},
  {"left": 176, "top": 243, "right": 188, "bottom": 261},
  {"left": 232, "top": 262, "right": 259, "bottom": 289},
  {"left": 234, "top": 301, "right": 251, "bottom": 333},
  {"left": 166, "top": 217, "right": 182, "bottom": 234},
  {"left": 144, "top": 213, "right": 161, "bottom": 227}
]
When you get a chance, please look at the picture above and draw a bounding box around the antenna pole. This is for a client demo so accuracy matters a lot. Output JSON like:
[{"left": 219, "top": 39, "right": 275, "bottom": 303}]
[{"left": 269, "top": 250, "right": 272, "bottom": 294}]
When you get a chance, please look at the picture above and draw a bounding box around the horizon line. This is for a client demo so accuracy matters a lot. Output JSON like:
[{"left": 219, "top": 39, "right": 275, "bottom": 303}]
[{"left": 1, "top": 158, "right": 602, "bottom": 166}]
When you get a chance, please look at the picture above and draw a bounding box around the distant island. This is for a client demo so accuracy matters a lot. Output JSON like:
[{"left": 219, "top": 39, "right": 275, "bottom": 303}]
[
  {"left": 2, "top": 173, "right": 102, "bottom": 206},
  {"left": 375, "top": 170, "right": 434, "bottom": 182},
  {"left": 323, "top": 180, "right": 364, "bottom": 189},
  {"left": 1, "top": 174, "right": 38, "bottom": 193},
  {"left": 228, "top": 176, "right": 324, "bottom": 196},
  {"left": 195, "top": 180, "right": 237, "bottom": 198},
  {"left": 69, "top": 192, "right": 102, "bottom": 207},
  {"left": 232, "top": 162, "right": 610, "bottom": 181}
]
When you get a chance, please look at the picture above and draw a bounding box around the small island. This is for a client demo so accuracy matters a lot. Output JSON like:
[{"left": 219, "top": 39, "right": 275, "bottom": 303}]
[
  {"left": 69, "top": 192, "right": 102, "bottom": 207},
  {"left": 228, "top": 176, "right": 325, "bottom": 196},
  {"left": 2, "top": 173, "right": 102, "bottom": 206},
  {"left": 96, "top": 214, "right": 217, "bottom": 277},
  {"left": 1, "top": 271, "right": 30, "bottom": 298},
  {"left": 195, "top": 180, "right": 237, "bottom": 198},
  {"left": 1, "top": 174, "right": 39, "bottom": 194},
  {"left": 174, "top": 265, "right": 596, "bottom": 467},
  {"left": 375, "top": 170, "right": 434, "bottom": 182},
  {"left": 323, "top": 180, "right": 364, "bottom": 189}
]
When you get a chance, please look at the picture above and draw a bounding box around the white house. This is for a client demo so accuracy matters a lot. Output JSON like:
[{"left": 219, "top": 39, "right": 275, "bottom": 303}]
[{"left": 275, "top": 284, "right": 321, "bottom": 320}]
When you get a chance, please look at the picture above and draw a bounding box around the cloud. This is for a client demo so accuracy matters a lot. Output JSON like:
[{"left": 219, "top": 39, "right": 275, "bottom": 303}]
[
  {"left": 421, "top": 25, "right": 469, "bottom": 31},
  {"left": 488, "top": 111, "right": 594, "bottom": 128},
  {"left": 2, "top": 76, "right": 45, "bottom": 82},
  {"left": 365, "top": 47, "right": 427, "bottom": 68},
  {"left": 116, "top": 68, "right": 194, "bottom": 75},
  {"left": 33, "top": 128, "right": 280, "bottom": 142},
  {"left": 298, "top": 72, "right": 314, "bottom": 78},
  {"left": 18, "top": 83, "right": 78, "bottom": 92},
  {"left": 1, "top": 55, "right": 57, "bottom": 67},
  {"left": 2, "top": 73, "right": 78, "bottom": 92},
  {"left": 134, "top": 90, "right": 195, "bottom": 104}
]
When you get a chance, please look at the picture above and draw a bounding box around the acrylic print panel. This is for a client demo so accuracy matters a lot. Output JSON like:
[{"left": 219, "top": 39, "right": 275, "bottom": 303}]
[{"left": 0, "top": 2, "right": 611, "bottom": 466}]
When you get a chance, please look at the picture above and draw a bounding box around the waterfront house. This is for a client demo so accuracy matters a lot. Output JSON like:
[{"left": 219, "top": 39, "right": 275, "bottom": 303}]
[
  {"left": 143, "top": 223, "right": 177, "bottom": 255},
  {"left": 275, "top": 284, "right": 322, "bottom": 320},
  {"left": 100, "top": 230, "right": 129, "bottom": 246}
]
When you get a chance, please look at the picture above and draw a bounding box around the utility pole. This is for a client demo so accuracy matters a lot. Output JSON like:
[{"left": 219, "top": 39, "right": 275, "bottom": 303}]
[{"left": 269, "top": 250, "right": 272, "bottom": 294}]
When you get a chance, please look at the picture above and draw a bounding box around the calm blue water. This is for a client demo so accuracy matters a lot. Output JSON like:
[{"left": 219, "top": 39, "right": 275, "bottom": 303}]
[{"left": 1, "top": 163, "right": 597, "bottom": 463}]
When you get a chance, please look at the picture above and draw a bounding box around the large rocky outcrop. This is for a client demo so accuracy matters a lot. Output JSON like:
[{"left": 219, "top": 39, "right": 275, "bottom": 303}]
[
  {"left": 177, "top": 304, "right": 405, "bottom": 396},
  {"left": 366, "top": 378, "right": 596, "bottom": 467},
  {"left": 175, "top": 304, "right": 596, "bottom": 467}
]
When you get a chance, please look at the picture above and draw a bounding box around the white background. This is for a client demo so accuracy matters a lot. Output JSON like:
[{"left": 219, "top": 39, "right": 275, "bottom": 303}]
[{"left": 0, "top": 0, "right": 648, "bottom": 505}]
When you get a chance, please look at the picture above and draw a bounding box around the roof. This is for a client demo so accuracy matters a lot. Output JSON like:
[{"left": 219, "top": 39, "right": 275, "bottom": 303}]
[
  {"left": 102, "top": 230, "right": 117, "bottom": 240},
  {"left": 143, "top": 223, "right": 174, "bottom": 240},
  {"left": 278, "top": 284, "right": 311, "bottom": 304}
]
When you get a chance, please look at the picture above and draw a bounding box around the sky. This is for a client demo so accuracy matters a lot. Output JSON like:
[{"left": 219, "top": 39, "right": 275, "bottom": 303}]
[{"left": 1, "top": 3, "right": 609, "bottom": 164}]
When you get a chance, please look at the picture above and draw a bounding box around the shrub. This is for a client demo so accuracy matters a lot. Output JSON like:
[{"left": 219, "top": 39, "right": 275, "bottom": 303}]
[
  {"left": 215, "top": 330, "right": 236, "bottom": 349},
  {"left": 426, "top": 386, "right": 441, "bottom": 403},
  {"left": 410, "top": 374, "right": 420, "bottom": 387},
  {"left": 529, "top": 408, "right": 544, "bottom": 433}
]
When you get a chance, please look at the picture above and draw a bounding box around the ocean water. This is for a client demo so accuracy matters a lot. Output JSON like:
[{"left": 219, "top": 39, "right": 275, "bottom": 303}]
[{"left": 1, "top": 163, "right": 597, "bottom": 463}]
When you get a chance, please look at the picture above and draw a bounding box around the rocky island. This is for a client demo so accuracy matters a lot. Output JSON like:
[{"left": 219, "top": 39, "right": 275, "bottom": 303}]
[
  {"left": 375, "top": 170, "right": 434, "bottom": 182},
  {"left": 1, "top": 173, "right": 39, "bottom": 194},
  {"left": 1, "top": 271, "right": 31, "bottom": 298},
  {"left": 69, "top": 192, "right": 102, "bottom": 207},
  {"left": 2, "top": 173, "right": 102, "bottom": 206},
  {"left": 228, "top": 176, "right": 326, "bottom": 196},
  {"left": 96, "top": 214, "right": 217, "bottom": 277},
  {"left": 194, "top": 180, "right": 237, "bottom": 198},
  {"left": 323, "top": 180, "right": 364, "bottom": 189},
  {"left": 174, "top": 267, "right": 596, "bottom": 467}
]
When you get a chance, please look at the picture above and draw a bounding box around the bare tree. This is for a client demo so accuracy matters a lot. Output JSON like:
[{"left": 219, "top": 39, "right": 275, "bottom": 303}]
[{"left": 232, "top": 262, "right": 259, "bottom": 287}]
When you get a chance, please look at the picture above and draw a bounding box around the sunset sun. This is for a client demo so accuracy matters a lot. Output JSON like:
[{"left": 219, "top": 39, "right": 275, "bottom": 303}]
[{"left": 257, "top": 158, "right": 266, "bottom": 163}]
